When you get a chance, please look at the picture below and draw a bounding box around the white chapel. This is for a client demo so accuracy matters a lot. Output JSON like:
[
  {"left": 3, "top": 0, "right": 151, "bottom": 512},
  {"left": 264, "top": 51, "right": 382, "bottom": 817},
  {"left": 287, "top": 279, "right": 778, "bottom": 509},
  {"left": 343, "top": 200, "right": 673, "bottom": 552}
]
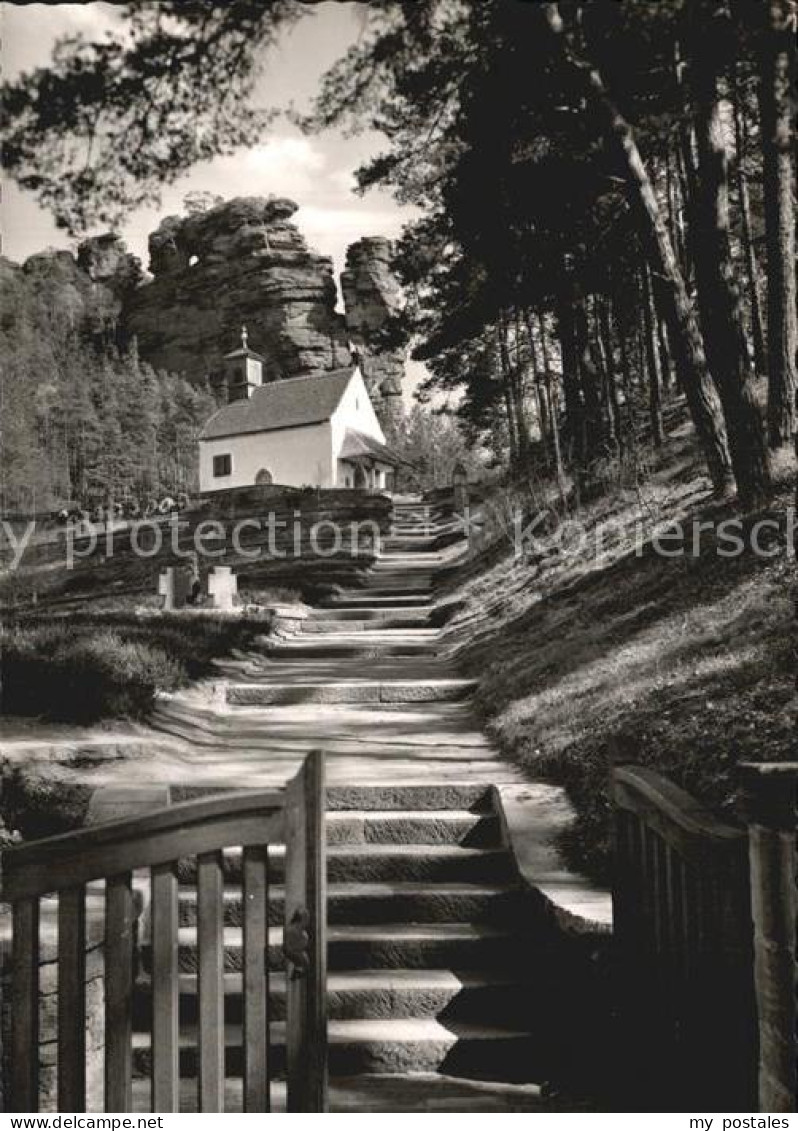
[{"left": 198, "top": 330, "right": 402, "bottom": 494}]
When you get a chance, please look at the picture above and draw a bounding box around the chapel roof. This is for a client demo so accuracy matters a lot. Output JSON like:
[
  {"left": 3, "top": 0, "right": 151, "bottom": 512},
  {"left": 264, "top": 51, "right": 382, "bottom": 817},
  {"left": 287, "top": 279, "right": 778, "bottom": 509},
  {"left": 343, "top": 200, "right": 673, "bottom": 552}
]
[
  {"left": 339, "top": 428, "right": 404, "bottom": 467},
  {"left": 199, "top": 368, "right": 354, "bottom": 441}
]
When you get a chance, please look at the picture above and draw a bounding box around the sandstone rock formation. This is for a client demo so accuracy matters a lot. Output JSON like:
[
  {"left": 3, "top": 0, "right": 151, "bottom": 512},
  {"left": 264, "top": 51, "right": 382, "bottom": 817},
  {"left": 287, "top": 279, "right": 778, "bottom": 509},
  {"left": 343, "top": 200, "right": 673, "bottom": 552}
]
[
  {"left": 8, "top": 197, "right": 409, "bottom": 428},
  {"left": 341, "top": 236, "right": 407, "bottom": 434},
  {"left": 123, "top": 196, "right": 352, "bottom": 384},
  {"left": 76, "top": 233, "right": 142, "bottom": 297}
]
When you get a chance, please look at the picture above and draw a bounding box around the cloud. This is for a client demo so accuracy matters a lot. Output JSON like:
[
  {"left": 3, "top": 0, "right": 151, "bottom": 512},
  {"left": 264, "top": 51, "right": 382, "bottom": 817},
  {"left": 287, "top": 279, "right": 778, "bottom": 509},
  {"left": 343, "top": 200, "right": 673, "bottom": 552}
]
[
  {"left": 1, "top": 3, "right": 121, "bottom": 79},
  {"left": 224, "top": 137, "right": 326, "bottom": 183}
]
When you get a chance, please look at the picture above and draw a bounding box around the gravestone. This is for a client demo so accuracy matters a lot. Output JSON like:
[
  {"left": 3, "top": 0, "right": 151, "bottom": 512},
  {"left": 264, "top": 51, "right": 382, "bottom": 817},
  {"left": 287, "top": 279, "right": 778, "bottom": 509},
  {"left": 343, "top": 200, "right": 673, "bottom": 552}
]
[
  {"left": 207, "top": 565, "right": 237, "bottom": 611},
  {"left": 158, "top": 566, "right": 193, "bottom": 609}
]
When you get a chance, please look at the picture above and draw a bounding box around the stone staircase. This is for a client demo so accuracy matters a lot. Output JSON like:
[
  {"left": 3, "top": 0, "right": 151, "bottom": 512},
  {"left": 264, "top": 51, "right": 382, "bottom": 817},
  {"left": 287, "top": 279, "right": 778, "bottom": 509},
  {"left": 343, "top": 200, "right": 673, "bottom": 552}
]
[
  {"left": 130, "top": 784, "right": 559, "bottom": 1102},
  {"left": 130, "top": 497, "right": 578, "bottom": 1109}
]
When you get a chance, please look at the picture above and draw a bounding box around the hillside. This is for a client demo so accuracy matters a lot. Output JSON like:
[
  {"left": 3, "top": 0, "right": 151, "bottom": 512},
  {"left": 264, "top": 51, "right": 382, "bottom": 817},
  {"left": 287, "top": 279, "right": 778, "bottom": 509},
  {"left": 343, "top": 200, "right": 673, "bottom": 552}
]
[{"left": 441, "top": 418, "right": 796, "bottom": 881}]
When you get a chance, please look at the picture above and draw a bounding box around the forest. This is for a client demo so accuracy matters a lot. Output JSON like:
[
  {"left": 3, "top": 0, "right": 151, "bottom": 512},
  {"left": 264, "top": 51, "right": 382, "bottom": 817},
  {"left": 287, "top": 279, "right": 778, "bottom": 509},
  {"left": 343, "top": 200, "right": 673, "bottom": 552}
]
[
  {"left": 0, "top": 254, "right": 215, "bottom": 515},
  {"left": 312, "top": 0, "right": 795, "bottom": 511},
  {"left": 1, "top": 0, "right": 796, "bottom": 513}
]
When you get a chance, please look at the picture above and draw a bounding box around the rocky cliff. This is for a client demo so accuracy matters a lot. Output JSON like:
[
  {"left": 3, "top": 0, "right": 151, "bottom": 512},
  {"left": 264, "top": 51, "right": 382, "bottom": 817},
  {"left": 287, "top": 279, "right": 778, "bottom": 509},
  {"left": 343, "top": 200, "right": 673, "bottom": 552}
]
[
  {"left": 9, "top": 197, "right": 408, "bottom": 423},
  {"left": 123, "top": 196, "right": 352, "bottom": 385},
  {"left": 341, "top": 236, "right": 407, "bottom": 434}
]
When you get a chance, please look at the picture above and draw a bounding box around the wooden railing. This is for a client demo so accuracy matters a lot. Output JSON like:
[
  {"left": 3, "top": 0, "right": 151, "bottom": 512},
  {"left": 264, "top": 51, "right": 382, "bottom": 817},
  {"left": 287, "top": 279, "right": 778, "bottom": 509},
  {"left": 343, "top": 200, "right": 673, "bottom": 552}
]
[
  {"left": 612, "top": 765, "right": 756, "bottom": 1109},
  {"left": 0, "top": 751, "right": 327, "bottom": 1114}
]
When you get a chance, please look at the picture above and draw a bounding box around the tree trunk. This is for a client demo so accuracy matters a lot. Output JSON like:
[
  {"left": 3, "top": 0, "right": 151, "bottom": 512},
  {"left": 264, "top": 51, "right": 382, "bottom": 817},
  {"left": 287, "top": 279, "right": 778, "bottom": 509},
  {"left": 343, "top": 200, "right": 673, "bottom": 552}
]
[
  {"left": 497, "top": 320, "right": 523, "bottom": 469},
  {"left": 656, "top": 308, "right": 674, "bottom": 392},
  {"left": 665, "top": 146, "right": 688, "bottom": 277},
  {"left": 641, "top": 263, "right": 665, "bottom": 448},
  {"left": 537, "top": 309, "right": 569, "bottom": 503},
  {"left": 573, "top": 297, "right": 605, "bottom": 461},
  {"left": 732, "top": 71, "right": 768, "bottom": 376},
  {"left": 691, "top": 0, "right": 771, "bottom": 507},
  {"left": 615, "top": 307, "right": 636, "bottom": 438},
  {"left": 758, "top": 0, "right": 798, "bottom": 445},
  {"left": 543, "top": 3, "right": 734, "bottom": 497},
  {"left": 526, "top": 312, "right": 551, "bottom": 450},
  {"left": 596, "top": 295, "right": 624, "bottom": 456},
  {"left": 556, "top": 272, "right": 586, "bottom": 464}
]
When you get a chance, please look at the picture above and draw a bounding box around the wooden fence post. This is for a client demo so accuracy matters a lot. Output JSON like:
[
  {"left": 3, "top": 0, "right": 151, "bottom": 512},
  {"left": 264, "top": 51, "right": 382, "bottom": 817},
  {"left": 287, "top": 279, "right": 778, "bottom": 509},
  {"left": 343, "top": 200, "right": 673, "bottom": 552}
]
[
  {"left": 741, "top": 762, "right": 798, "bottom": 1112},
  {"left": 284, "top": 750, "right": 328, "bottom": 1112}
]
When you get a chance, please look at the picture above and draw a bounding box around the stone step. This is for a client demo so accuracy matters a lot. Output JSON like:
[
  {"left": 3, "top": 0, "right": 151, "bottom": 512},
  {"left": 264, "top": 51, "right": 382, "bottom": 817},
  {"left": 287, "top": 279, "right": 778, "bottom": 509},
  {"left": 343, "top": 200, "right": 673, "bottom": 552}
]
[
  {"left": 130, "top": 1018, "right": 544, "bottom": 1080},
  {"left": 319, "top": 594, "right": 433, "bottom": 609},
  {"left": 300, "top": 619, "right": 436, "bottom": 634},
  {"left": 171, "top": 782, "right": 495, "bottom": 812},
  {"left": 374, "top": 554, "right": 448, "bottom": 565},
  {"left": 382, "top": 538, "right": 440, "bottom": 551},
  {"left": 363, "top": 565, "right": 435, "bottom": 576},
  {"left": 328, "top": 810, "right": 499, "bottom": 845},
  {"left": 355, "top": 585, "right": 434, "bottom": 598},
  {"left": 129, "top": 1073, "right": 554, "bottom": 1113},
  {"left": 227, "top": 660, "right": 456, "bottom": 684},
  {"left": 141, "top": 924, "right": 527, "bottom": 975},
  {"left": 226, "top": 679, "right": 477, "bottom": 706},
  {"left": 257, "top": 639, "right": 441, "bottom": 659},
  {"left": 309, "top": 606, "right": 432, "bottom": 623},
  {"left": 326, "top": 784, "right": 495, "bottom": 811},
  {"left": 132, "top": 969, "right": 535, "bottom": 1025},
  {"left": 175, "top": 882, "right": 518, "bottom": 927},
  {"left": 176, "top": 845, "right": 514, "bottom": 885}
]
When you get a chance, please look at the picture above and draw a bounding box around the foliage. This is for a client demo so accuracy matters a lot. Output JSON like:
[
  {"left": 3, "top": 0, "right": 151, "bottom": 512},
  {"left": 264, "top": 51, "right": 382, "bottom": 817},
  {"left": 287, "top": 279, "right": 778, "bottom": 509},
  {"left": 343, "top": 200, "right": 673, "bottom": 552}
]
[
  {"left": 0, "top": 766, "right": 92, "bottom": 842},
  {"left": 0, "top": 254, "right": 215, "bottom": 513},
  {"left": 392, "top": 403, "right": 483, "bottom": 491},
  {"left": 0, "top": 625, "right": 181, "bottom": 722},
  {"left": 3, "top": 0, "right": 794, "bottom": 495},
  {"left": 1, "top": 2, "right": 298, "bottom": 233},
  {"left": 0, "top": 614, "right": 259, "bottom": 723}
]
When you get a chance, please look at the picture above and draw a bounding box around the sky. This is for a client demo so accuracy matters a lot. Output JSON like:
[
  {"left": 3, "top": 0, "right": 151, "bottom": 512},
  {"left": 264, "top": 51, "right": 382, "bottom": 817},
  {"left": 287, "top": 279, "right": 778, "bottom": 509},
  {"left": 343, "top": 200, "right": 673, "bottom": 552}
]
[
  {"left": 0, "top": 1, "right": 431, "bottom": 399},
  {"left": 0, "top": 2, "right": 417, "bottom": 279}
]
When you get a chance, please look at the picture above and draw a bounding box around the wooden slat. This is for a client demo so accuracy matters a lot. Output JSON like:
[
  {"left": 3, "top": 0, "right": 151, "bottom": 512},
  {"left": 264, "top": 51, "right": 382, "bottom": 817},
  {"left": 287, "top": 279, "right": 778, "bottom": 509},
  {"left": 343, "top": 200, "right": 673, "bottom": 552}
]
[
  {"left": 3, "top": 793, "right": 285, "bottom": 902},
  {"left": 11, "top": 898, "right": 40, "bottom": 1112},
  {"left": 285, "top": 750, "right": 328, "bottom": 1113},
  {"left": 58, "top": 887, "right": 87, "bottom": 1112},
  {"left": 197, "top": 852, "right": 225, "bottom": 1113},
  {"left": 243, "top": 845, "right": 270, "bottom": 1113},
  {"left": 305, "top": 751, "right": 327, "bottom": 1114},
  {"left": 105, "top": 873, "right": 135, "bottom": 1112},
  {"left": 151, "top": 863, "right": 179, "bottom": 1113}
]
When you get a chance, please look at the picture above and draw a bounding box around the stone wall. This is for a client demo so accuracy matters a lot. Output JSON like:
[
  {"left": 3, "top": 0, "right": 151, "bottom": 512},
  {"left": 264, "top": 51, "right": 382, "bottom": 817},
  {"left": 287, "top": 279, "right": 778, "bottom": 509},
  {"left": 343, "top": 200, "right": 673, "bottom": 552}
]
[{"left": 12, "top": 488, "right": 394, "bottom": 611}]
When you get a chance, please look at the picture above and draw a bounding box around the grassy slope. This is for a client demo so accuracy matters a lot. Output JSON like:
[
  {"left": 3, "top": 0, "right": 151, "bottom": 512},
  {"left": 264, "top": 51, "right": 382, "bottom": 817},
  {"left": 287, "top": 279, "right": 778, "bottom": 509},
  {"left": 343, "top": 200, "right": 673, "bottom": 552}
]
[{"left": 444, "top": 421, "right": 796, "bottom": 882}]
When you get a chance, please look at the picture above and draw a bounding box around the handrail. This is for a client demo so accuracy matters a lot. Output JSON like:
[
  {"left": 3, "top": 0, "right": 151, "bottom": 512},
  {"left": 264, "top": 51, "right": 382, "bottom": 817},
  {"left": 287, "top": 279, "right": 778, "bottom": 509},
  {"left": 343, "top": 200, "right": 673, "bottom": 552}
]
[
  {"left": 612, "top": 762, "right": 756, "bottom": 1109},
  {"left": 613, "top": 763, "right": 744, "bottom": 854},
  {"left": 0, "top": 789, "right": 284, "bottom": 902}
]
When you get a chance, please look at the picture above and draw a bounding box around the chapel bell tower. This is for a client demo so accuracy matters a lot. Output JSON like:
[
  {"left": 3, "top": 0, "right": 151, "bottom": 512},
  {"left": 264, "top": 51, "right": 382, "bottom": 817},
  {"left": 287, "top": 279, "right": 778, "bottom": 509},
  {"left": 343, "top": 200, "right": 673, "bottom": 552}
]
[{"left": 224, "top": 326, "right": 265, "bottom": 403}]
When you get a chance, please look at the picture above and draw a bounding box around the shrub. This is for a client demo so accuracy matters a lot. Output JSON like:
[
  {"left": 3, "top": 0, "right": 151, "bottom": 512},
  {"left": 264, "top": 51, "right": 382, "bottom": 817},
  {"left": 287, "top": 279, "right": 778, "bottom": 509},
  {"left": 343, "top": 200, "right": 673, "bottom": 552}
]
[
  {"left": 1, "top": 625, "right": 183, "bottom": 723},
  {"left": 1, "top": 612, "right": 267, "bottom": 724},
  {"left": 0, "top": 765, "right": 91, "bottom": 841}
]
